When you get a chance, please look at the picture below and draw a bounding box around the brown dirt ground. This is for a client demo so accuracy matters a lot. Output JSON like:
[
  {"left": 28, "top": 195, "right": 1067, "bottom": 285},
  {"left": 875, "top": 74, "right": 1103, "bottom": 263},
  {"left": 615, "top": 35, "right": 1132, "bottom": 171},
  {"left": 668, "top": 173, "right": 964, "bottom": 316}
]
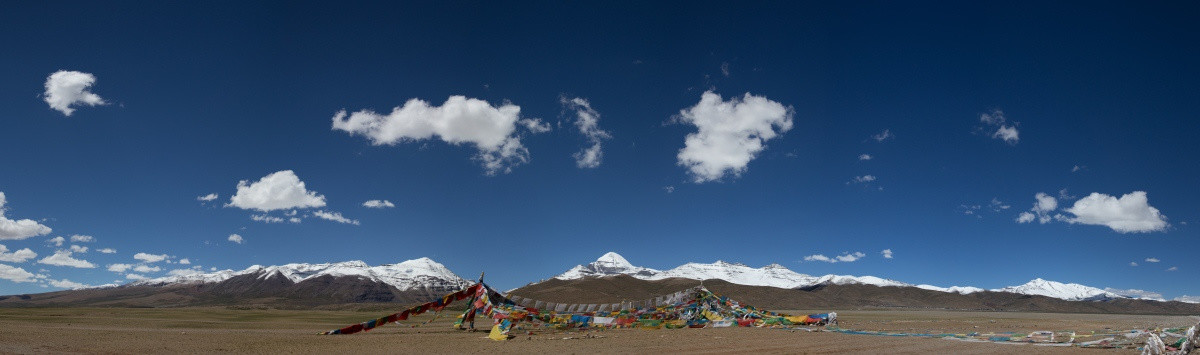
[{"left": 0, "top": 308, "right": 1194, "bottom": 354}]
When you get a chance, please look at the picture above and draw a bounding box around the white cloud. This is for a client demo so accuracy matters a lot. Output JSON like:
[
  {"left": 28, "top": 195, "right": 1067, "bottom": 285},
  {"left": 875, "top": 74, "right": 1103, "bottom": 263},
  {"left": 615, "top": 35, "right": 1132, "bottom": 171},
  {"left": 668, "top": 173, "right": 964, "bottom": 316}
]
[
  {"left": 133, "top": 265, "right": 160, "bottom": 273},
  {"left": 1071, "top": 165, "right": 1084, "bottom": 173},
  {"left": 178, "top": 258, "right": 190, "bottom": 265},
  {"left": 1104, "top": 287, "right": 1164, "bottom": 301},
  {"left": 663, "top": 186, "right": 675, "bottom": 194},
  {"left": 804, "top": 251, "right": 866, "bottom": 263},
  {"left": 562, "top": 97, "right": 613, "bottom": 169},
  {"left": 858, "top": 154, "right": 872, "bottom": 161},
  {"left": 0, "top": 192, "right": 53, "bottom": 240},
  {"left": 881, "top": 249, "right": 893, "bottom": 259},
  {"left": 803, "top": 254, "right": 832, "bottom": 262},
  {"left": 228, "top": 170, "right": 327, "bottom": 212},
  {"left": 720, "top": 62, "right": 731, "bottom": 77},
  {"left": 0, "top": 244, "right": 37, "bottom": 263},
  {"left": 332, "top": 96, "right": 548, "bottom": 175},
  {"left": 1167, "top": 266, "right": 1178, "bottom": 271},
  {"left": 69, "top": 245, "right": 88, "bottom": 253},
  {"left": 197, "top": 193, "right": 218, "bottom": 201},
  {"left": 43, "top": 70, "right": 106, "bottom": 116},
  {"left": 38, "top": 250, "right": 96, "bottom": 268},
  {"left": 46, "top": 236, "right": 64, "bottom": 247},
  {"left": 69, "top": 234, "right": 94, "bottom": 243},
  {"left": 362, "top": 200, "right": 395, "bottom": 208},
  {"left": 978, "top": 109, "right": 1019, "bottom": 144},
  {"left": 312, "top": 210, "right": 360, "bottom": 225},
  {"left": 288, "top": 217, "right": 301, "bottom": 223},
  {"left": 97, "top": 248, "right": 116, "bottom": 254},
  {"left": 1061, "top": 191, "right": 1168, "bottom": 233},
  {"left": 250, "top": 214, "right": 285, "bottom": 223},
  {"left": 850, "top": 175, "right": 877, "bottom": 184},
  {"left": 107, "top": 263, "right": 132, "bottom": 273},
  {"left": 228, "top": 234, "right": 244, "bottom": 244},
  {"left": 1145, "top": 257, "right": 1160, "bottom": 263},
  {"left": 871, "top": 129, "right": 893, "bottom": 142},
  {"left": 0, "top": 264, "right": 37, "bottom": 282},
  {"left": 675, "top": 91, "right": 793, "bottom": 183},
  {"left": 1016, "top": 192, "right": 1057, "bottom": 224},
  {"left": 1129, "top": 262, "right": 1138, "bottom": 267},
  {"left": 125, "top": 273, "right": 147, "bottom": 280},
  {"left": 990, "top": 198, "right": 1010, "bottom": 211},
  {"left": 48, "top": 278, "right": 88, "bottom": 289},
  {"left": 133, "top": 252, "right": 169, "bottom": 263}
]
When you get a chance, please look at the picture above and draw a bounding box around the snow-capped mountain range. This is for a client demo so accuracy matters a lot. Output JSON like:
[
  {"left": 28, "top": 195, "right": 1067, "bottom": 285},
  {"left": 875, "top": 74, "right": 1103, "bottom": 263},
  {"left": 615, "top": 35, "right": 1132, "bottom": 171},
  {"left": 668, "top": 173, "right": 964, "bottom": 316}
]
[
  {"left": 111, "top": 252, "right": 1189, "bottom": 304},
  {"left": 130, "top": 257, "right": 470, "bottom": 292},
  {"left": 553, "top": 252, "right": 1186, "bottom": 303}
]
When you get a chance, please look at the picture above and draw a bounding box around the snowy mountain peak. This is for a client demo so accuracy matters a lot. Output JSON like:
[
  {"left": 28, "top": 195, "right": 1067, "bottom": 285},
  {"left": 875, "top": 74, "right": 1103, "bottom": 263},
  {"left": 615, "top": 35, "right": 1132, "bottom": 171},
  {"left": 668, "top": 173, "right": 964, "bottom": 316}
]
[
  {"left": 596, "top": 252, "right": 634, "bottom": 269},
  {"left": 554, "top": 252, "right": 661, "bottom": 280},
  {"left": 994, "top": 278, "right": 1125, "bottom": 301},
  {"left": 131, "top": 257, "right": 469, "bottom": 291}
]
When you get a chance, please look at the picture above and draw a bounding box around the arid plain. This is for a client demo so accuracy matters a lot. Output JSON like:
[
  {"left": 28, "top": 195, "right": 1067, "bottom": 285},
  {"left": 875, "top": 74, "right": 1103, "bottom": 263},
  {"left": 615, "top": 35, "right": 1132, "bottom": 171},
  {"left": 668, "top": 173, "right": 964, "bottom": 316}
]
[{"left": 2, "top": 307, "right": 1194, "bottom": 354}]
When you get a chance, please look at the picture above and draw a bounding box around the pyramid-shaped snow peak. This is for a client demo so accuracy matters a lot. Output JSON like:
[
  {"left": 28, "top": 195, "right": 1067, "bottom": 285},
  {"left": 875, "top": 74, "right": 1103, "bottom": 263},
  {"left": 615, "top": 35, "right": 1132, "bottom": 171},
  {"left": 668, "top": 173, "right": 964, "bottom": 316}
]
[{"left": 554, "top": 252, "right": 662, "bottom": 280}]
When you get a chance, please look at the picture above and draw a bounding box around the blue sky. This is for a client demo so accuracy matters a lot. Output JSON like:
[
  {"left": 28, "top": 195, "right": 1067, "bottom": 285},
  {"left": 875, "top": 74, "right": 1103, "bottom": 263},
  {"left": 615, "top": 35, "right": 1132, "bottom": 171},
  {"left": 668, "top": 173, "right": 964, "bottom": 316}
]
[{"left": 1, "top": 1, "right": 1196, "bottom": 299}]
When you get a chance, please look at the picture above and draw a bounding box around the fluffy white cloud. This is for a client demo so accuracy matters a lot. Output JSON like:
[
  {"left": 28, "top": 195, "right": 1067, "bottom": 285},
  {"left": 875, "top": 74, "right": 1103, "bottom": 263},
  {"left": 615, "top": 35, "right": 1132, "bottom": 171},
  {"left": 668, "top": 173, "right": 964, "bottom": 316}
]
[
  {"left": 0, "top": 244, "right": 37, "bottom": 263},
  {"left": 107, "top": 263, "right": 132, "bottom": 273},
  {"left": 804, "top": 252, "right": 866, "bottom": 263},
  {"left": 562, "top": 97, "right": 613, "bottom": 169},
  {"left": 69, "top": 245, "right": 88, "bottom": 253},
  {"left": 133, "top": 252, "right": 168, "bottom": 263},
  {"left": 858, "top": 154, "right": 872, "bottom": 160},
  {"left": 0, "top": 192, "right": 53, "bottom": 240},
  {"left": 125, "top": 273, "right": 147, "bottom": 280},
  {"left": 676, "top": 91, "right": 793, "bottom": 183},
  {"left": 362, "top": 200, "right": 395, "bottom": 208},
  {"left": 872, "top": 129, "right": 893, "bottom": 142},
  {"left": 69, "top": 235, "right": 94, "bottom": 243},
  {"left": 197, "top": 193, "right": 218, "bottom": 202},
  {"left": 251, "top": 214, "right": 286, "bottom": 223},
  {"left": 48, "top": 278, "right": 88, "bottom": 289},
  {"left": 38, "top": 250, "right": 96, "bottom": 268},
  {"left": 1016, "top": 192, "right": 1057, "bottom": 224},
  {"left": 881, "top": 249, "right": 893, "bottom": 259},
  {"left": 228, "top": 234, "right": 244, "bottom": 244},
  {"left": 851, "top": 175, "right": 877, "bottom": 183},
  {"left": 312, "top": 210, "right": 360, "bottom": 225},
  {"left": 1062, "top": 191, "right": 1168, "bottom": 233},
  {"left": 0, "top": 264, "right": 37, "bottom": 282},
  {"left": 332, "top": 96, "right": 548, "bottom": 175},
  {"left": 97, "top": 248, "right": 116, "bottom": 254},
  {"left": 228, "top": 170, "right": 327, "bottom": 212},
  {"left": 133, "top": 265, "right": 160, "bottom": 273},
  {"left": 1145, "top": 257, "right": 1160, "bottom": 263},
  {"left": 1129, "top": 261, "right": 1139, "bottom": 267},
  {"left": 1167, "top": 266, "right": 1178, "bottom": 271},
  {"left": 979, "top": 109, "right": 1019, "bottom": 144},
  {"left": 43, "top": 70, "right": 106, "bottom": 116},
  {"left": 990, "top": 198, "right": 1010, "bottom": 211},
  {"left": 663, "top": 186, "right": 675, "bottom": 194},
  {"left": 178, "top": 258, "right": 190, "bottom": 265},
  {"left": 46, "top": 236, "right": 64, "bottom": 247}
]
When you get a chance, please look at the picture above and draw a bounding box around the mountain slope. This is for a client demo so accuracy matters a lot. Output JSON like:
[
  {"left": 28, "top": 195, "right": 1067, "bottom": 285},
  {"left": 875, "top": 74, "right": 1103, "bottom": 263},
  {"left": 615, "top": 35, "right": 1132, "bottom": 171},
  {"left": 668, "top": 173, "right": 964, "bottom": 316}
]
[
  {"left": 0, "top": 257, "right": 470, "bottom": 308},
  {"left": 511, "top": 275, "right": 1200, "bottom": 315}
]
